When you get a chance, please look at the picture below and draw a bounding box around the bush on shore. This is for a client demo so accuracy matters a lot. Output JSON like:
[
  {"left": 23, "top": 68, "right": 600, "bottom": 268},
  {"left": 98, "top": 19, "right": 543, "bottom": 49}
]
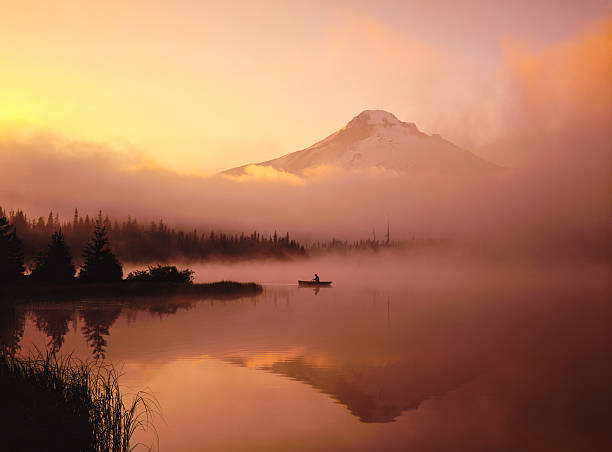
[{"left": 126, "top": 264, "right": 194, "bottom": 284}]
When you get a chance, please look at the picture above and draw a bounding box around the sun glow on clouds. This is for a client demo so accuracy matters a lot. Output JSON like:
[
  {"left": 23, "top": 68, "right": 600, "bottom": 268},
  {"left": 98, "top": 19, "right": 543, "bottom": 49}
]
[
  {"left": 224, "top": 165, "right": 305, "bottom": 185},
  {"left": 503, "top": 18, "right": 612, "bottom": 133},
  {"left": 223, "top": 163, "right": 405, "bottom": 185}
]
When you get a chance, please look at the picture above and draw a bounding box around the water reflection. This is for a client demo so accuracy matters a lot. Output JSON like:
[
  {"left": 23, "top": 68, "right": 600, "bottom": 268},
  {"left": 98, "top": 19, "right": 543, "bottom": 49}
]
[
  {"left": 34, "top": 306, "right": 74, "bottom": 353},
  {"left": 0, "top": 303, "right": 25, "bottom": 355},
  {"left": 229, "top": 355, "right": 466, "bottom": 423},
  {"left": 298, "top": 285, "right": 333, "bottom": 296},
  {"left": 4, "top": 274, "right": 612, "bottom": 450},
  {"left": 24, "top": 298, "right": 200, "bottom": 359},
  {"left": 0, "top": 287, "right": 520, "bottom": 424},
  {"left": 80, "top": 306, "right": 122, "bottom": 359}
]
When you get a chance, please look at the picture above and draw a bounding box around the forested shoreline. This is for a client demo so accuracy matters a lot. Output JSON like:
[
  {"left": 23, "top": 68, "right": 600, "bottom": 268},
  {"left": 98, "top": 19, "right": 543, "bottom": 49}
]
[
  {"left": 1, "top": 207, "right": 446, "bottom": 269},
  {"left": 2, "top": 207, "right": 306, "bottom": 264}
]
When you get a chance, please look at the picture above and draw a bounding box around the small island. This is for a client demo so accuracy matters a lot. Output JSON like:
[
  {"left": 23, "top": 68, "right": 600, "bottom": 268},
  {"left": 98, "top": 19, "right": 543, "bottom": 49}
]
[{"left": 0, "top": 213, "right": 261, "bottom": 302}]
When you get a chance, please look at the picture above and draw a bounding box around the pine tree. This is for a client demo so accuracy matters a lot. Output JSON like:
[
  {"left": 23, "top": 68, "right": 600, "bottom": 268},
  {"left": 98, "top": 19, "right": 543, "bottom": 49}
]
[
  {"left": 46, "top": 211, "right": 54, "bottom": 233},
  {"left": 73, "top": 208, "right": 79, "bottom": 231},
  {"left": 30, "top": 230, "right": 76, "bottom": 284},
  {"left": 78, "top": 220, "right": 123, "bottom": 283},
  {"left": 0, "top": 214, "right": 25, "bottom": 284}
]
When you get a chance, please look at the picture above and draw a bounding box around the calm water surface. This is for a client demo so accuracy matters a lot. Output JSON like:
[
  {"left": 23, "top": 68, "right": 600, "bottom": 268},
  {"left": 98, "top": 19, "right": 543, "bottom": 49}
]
[{"left": 3, "top": 259, "right": 611, "bottom": 451}]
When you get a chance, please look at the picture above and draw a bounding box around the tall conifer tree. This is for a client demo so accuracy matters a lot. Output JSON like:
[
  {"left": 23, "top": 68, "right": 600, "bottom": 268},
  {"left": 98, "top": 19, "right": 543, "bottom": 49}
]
[
  {"left": 79, "top": 220, "right": 123, "bottom": 283},
  {"left": 30, "top": 230, "right": 76, "bottom": 284},
  {"left": 0, "top": 214, "right": 25, "bottom": 284}
]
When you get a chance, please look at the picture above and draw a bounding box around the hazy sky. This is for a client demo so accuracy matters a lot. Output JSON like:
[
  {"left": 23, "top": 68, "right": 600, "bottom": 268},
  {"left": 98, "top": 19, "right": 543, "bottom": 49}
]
[{"left": 1, "top": 0, "right": 610, "bottom": 173}]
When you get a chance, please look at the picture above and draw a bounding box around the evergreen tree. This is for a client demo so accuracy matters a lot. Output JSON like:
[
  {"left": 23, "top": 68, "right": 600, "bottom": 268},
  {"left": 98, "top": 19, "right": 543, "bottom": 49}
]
[
  {"left": 78, "top": 221, "right": 123, "bottom": 283},
  {"left": 0, "top": 214, "right": 25, "bottom": 284},
  {"left": 46, "top": 211, "right": 54, "bottom": 233},
  {"left": 30, "top": 230, "right": 76, "bottom": 284}
]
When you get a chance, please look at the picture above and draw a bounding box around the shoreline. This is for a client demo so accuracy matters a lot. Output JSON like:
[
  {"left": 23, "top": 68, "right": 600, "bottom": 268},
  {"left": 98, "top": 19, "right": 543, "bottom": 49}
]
[{"left": 0, "top": 280, "right": 262, "bottom": 302}]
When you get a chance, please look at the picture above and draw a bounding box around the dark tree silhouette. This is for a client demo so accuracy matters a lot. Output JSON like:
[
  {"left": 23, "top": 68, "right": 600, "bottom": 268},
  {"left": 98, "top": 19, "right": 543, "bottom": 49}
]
[
  {"left": 0, "top": 212, "right": 25, "bottom": 284},
  {"left": 78, "top": 219, "right": 123, "bottom": 283},
  {"left": 30, "top": 230, "right": 76, "bottom": 284},
  {"left": 2, "top": 207, "right": 309, "bottom": 263}
]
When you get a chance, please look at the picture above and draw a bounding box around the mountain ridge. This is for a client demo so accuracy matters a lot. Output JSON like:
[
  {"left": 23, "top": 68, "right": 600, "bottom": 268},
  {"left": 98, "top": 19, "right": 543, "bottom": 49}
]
[{"left": 223, "top": 110, "right": 499, "bottom": 176}]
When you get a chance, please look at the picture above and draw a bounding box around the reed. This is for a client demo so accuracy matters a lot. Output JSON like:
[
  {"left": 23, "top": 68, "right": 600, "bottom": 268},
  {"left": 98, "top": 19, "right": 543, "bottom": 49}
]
[{"left": 0, "top": 350, "right": 157, "bottom": 452}]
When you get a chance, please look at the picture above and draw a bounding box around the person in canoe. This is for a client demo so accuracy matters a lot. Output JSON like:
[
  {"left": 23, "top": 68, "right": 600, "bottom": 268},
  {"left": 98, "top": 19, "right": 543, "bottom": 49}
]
[{"left": 313, "top": 273, "right": 320, "bottom": 283}]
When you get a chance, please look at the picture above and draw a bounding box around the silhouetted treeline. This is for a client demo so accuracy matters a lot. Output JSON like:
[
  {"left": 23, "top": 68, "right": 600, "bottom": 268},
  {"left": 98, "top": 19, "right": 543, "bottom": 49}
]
[
  {"left": 0, "top": 214, "right": 25, "bottom": 283},
  {"left": 1, "top": 206, "right": 306, "bottom": 264},
  {"left": 1, "top": 207, "right": 443, "bottom": 271},
  {"left": 308, "top": 236, "right": 448, "bottom": 254}
]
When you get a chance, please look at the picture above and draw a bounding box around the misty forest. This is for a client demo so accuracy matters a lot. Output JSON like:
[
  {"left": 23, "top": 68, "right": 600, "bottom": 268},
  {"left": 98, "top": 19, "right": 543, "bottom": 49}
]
[{"left": 1, "top": 206, "right": 446, "bottom": 268}]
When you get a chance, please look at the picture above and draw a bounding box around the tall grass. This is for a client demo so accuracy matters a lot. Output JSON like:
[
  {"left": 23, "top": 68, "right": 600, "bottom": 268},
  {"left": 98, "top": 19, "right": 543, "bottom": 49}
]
[{"left": 0, "top": 350, "right": 158, "bottom": 451}]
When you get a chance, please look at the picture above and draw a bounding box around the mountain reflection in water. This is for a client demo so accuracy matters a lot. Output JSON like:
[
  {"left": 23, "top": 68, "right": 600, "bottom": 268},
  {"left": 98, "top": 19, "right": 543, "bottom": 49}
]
[{"left": 4, "top": 269, "right": 612, "bottom": 451}]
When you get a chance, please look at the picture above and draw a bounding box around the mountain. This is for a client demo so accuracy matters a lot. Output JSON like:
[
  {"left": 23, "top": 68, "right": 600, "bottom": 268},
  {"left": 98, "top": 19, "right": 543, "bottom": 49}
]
[{"left": 223, "top": 110, "right": 499, "bottom": 176}]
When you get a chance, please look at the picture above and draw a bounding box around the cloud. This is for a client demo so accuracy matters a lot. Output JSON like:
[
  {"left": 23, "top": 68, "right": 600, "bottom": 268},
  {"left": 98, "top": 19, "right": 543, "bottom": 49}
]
[
  {"left": 223, "top": 165, "right": 304, "bottom": 185},
  {"left": 505, "top": 18, "right": 612, "bottom": 130},
  {"left": 486, "top": 17, "right": 612, "bottom": 168},
  {"left": 324, "top": 13, "right": 441, "bottom": 71}
]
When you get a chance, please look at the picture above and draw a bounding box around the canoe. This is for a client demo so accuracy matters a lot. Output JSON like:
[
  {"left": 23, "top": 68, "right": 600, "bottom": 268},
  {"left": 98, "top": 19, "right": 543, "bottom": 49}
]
[{"left": 298, "top": 280, "right": 332, "bottom": 286}]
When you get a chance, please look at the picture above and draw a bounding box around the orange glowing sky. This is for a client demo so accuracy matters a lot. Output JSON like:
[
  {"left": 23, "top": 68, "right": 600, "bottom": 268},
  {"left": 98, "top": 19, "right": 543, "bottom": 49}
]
[{"left": 1, "top": 0, "right": 610, "bottom": 174}]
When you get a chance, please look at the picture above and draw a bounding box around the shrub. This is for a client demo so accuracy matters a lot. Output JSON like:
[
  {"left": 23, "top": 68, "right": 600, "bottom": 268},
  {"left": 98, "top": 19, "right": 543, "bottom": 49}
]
[{"left": 126, "top": 265, "right": 194, "bottom": 284}]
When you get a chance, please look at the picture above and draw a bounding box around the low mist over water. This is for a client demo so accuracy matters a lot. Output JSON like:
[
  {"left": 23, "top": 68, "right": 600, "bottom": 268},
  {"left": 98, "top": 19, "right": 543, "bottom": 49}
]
[{"left": 5, "top": 256, "right": 611, "bottom": 451}]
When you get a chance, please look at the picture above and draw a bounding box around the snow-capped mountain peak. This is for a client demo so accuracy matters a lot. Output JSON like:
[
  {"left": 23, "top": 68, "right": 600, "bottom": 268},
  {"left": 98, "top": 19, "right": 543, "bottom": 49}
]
[
  {"left": 223, "top": 110, "right": 498, "bottom": 176},
  {"left": 348, "top": 110, "right": 401, "bottom": 126}
]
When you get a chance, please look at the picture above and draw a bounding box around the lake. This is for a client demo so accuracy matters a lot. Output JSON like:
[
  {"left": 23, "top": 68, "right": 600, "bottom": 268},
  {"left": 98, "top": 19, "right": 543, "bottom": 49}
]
[{"left": 3, "top": 256, "right": 611, "bottom": 451}]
